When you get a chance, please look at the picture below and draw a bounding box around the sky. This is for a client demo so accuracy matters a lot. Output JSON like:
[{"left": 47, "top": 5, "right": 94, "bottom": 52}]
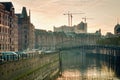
[{"left": 1, "top": 0, "right": 120, "bottom": 35}]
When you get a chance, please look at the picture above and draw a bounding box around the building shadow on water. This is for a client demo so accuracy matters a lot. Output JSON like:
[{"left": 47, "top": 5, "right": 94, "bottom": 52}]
[{"left": 57, "top": 49, "right": 120, "bottom": 80}]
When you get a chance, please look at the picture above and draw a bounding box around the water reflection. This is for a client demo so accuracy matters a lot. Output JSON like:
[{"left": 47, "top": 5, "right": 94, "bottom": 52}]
[{"left": 57, "top": 49, "right": 120, "bottom": 80}]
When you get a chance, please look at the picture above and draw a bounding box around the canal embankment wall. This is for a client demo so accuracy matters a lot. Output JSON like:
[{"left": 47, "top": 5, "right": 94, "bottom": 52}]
[
  {"left": 85, "top": 47, "right": 120, "bottom": 77},
  {"left": 0, "top": 52, "right": 60, "bottom": 80}
]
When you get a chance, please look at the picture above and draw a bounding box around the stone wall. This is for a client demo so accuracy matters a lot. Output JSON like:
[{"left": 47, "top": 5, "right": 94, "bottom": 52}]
[{"left": 0, "top": 52, "right": 60, "bottom": 80}]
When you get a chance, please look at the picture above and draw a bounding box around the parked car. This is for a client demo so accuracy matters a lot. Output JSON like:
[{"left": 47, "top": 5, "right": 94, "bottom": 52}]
[
  {"left": 1, "top": 52, "right": 19, "bottom": 61},
  {"left": 0, "top": 53, "right": 4, "bottom": 63},
  {"left": 15, "top": 52, "right": 27, "bottom": 58}
]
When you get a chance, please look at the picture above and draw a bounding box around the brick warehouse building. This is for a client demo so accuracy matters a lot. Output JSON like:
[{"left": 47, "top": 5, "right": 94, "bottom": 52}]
[
  {"left": 16, "top": 7, "right": 35, "bottom": 51},
  {"left": 35, "top": 29, "right": 101, "bottom": 50},
  {"left": 0, "top": 2, "right": 18, "bottom": 52}
]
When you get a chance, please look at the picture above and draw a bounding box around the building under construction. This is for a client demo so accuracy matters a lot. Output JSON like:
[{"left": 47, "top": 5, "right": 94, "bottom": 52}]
[{"left": 54, "top": 21, "right": 87, "bottom": 34}]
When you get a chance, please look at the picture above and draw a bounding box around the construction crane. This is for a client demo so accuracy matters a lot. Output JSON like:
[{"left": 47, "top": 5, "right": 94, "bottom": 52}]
[
  {"left": 63, "top": 11, "right": 84, "bottom": 27},
  {"left": 82, "top": 16, "right": 93, "bottom": 23}
]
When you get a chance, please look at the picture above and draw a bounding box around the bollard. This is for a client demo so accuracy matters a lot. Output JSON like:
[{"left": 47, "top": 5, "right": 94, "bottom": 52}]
[
  {"left": 21, "top": 54, "right": 23, "bottom": 59},
  {"left": 7, "top": 55, "right": 9, "bottom": 61},
  {"left": 0, "top": 55, "right": 2, "bottom": 63},
  {"left": 18, "top": 54, "right": 19, "bottom": 60},
  {"left": 13, "top": 54, "right": 15, "bottom": 61}
]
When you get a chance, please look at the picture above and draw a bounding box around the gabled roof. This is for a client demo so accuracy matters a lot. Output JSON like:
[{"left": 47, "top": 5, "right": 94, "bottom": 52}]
[
  {"left": 21, "top": 7, "right": 28, "bottom": 18},
  {"left": 115, "top": 24, "right": 120, "bottom": 30},
  {"left": 16, "top": 14, "right": 21, "bottom": 18},
  {"left": 0, "top": 2, "right": 13, "bottom": 11}
]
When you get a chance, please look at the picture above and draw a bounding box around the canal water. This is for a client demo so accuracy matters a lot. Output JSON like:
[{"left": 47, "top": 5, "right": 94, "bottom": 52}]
[{"left": 56, "top": 49, "right": 120, "bottom": 80}]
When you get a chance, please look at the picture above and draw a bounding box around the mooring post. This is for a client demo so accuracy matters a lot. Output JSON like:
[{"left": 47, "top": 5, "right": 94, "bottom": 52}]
[{"left": 59, "top": 51, "right": 62, "bottom": 76}]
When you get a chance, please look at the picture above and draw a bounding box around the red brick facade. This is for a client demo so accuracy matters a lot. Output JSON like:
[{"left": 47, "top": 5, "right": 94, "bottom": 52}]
[{"left": 0, "top": 2, "right": 18, "bottom": 52}]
